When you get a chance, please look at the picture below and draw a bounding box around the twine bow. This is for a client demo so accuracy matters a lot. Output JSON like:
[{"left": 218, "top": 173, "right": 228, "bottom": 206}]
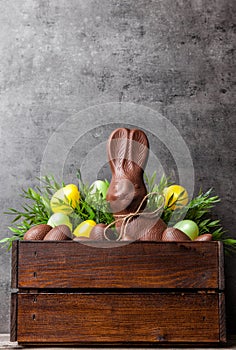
[{"left": 104, "top": 192, "right": 165, "bottom": 241}]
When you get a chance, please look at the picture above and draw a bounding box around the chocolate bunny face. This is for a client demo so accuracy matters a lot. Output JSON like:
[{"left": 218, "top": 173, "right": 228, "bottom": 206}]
[{"left": 106, "top": 128, "right": 149, "bottom": 217}]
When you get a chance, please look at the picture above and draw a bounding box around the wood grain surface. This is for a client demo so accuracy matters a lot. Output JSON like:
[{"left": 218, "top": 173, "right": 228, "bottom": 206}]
[
  {"left": 219, "top": 292, "right": 227, "bottom": 343},
  {"left": 11, "top": 241, "right": 18, "bottom": 289},
  {"left": 10, "top": 293, "right": 17, "bottom": 342},
  {"left": 17, "top": 241, "right": 222, "bottom": 289},
  {"left": 17, "top": 292, "right": 222, "bottom": 344},
  {"left": 218, "top": 241, "right": 225, "bottom": 291}
]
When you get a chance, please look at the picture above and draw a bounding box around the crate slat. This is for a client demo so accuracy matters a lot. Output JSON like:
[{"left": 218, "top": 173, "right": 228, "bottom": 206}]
[
  {"left": 218, "top": 240, "right": 225, "bottom": 291},
  {"left": 10, "top": 293, "right": 17, "bottom": 342},
  {"left": 17, "top": 292, "right": 222, "bottom": 344},
  {"left": 219, "top": 292, "right": 227, "bottom": 343},
  {"left": 11, "top": 241, "right": 18, "bottom": 289},
  {"left": 18, "top": 241, "right": 220, "bottom": 289}
]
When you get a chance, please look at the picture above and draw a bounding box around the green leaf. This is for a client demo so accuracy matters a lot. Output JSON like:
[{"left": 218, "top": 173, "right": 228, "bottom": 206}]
[
  {"left": 8, "top": 227, "right": 22, "bottom": 233},
  {"left": 0, "top": 237, "right": 11, "bottom": 243},
  {"left": 223, "top": 238, "right": 236, "bottom": 245},
  {"left": 208, "top": 220, "right": 220, "bottom": 227},
  {"left": 166, "top": 193, "right": 174, "bottom": 207},
  {"left": 12, "top": 215, "right": 21, "bottom": 223},
  {"left": 199, "top": 219, "right": 210, "bottom": 227}
]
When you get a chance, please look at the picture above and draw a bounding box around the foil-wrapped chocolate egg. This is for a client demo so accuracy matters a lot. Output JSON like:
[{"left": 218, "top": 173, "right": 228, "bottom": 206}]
[
  {"left": 90, "top": 223, "right": 117, "bottom": 241},
  {"left": 162, "top": 227, "right": 191, "bottom": 241},
  {"left": 24, "top": 224, "right": 52, "bottom": 240},
  {"left": 138, "top": 218, "right": 167, "bottom": 241},
  {"left": 43, "top": 225, "right": 72, "bottom": 241},
  {"left": 90, "top": 224, "right": 106, "bottom": 240},
  {"left": 194, "top": 233, "right": 213, "bottom": 241}
]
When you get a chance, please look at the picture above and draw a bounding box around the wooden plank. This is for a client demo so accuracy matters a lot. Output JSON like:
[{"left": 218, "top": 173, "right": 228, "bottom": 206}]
[
  {"left": 10, "top": 293, "right": 17, "bottom": 342},
  {"left": 17, "top": 241, "right": 220, "bottom": 289},
  {"left": 11, "top": 240, "right": 18, "bottom": 289},
  {"left": 218, "top": 241, "right": 225, "bottom": 291},
  {"left": 17, "top": 292, "right": 221, "bottom": 344},
  {"left": 219, "top": 293, "right": 227, "bottom": 343}
]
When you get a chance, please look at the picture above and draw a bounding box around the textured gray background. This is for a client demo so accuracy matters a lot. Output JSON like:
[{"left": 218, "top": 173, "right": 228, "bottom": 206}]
[{"left": 0, "top": 0, "right": 235, "bottom": 334}]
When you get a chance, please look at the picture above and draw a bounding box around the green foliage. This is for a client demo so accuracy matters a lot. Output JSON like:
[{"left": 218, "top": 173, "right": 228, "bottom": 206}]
[
  {"left": 144, "top": 171, "right": 170, "bottom": 194},
  {"left": 162, "top": 188, "right": 220, "bottom": 228},
  {"left": 1, "top": 170, "right": 236, "bottom": 253},
  {"left": 144, "top": 172, "right": 236, "bottom": 253},
  {"left": 0, "top": 175, "right": 62, "bottom": 250},
  {"left": 144, "top": 172, "right": 169, "bottom": 211},
  {"left": 0, "top": 171, "right": 114, "bottom": 250},
  {"left": 75, "top": 170, "right": 114, "bottom": 225}
]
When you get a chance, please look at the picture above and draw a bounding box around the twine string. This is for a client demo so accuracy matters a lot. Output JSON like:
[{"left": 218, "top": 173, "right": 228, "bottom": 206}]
[{"left": 104, "top": 192, "right": 164, "bottom": 241}]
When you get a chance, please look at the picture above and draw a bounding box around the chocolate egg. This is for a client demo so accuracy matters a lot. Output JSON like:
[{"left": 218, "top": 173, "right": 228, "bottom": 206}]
[
  {"left": 194, "top": 233, "right": 213, "bottom": 241},
  {"left": 138, "top": 218, "right": 167, "bottom": 241},
  {"left": 122, "top": 217, "right": 167, "bottom": 242},
  {"left": 43, "top": 225, "right": 72, "bottom": 241},
  {"left": 90, "top": 224, "right": 106, "bottom": 240},
  {"left": 162, "top": 227, "right": 191, "bottom": 241},
  {"left": 24, "top": 224, "right": 52, "bottom": 240},
  {"left": 90, "top": 224, "right": 117, "bottom": 241}
]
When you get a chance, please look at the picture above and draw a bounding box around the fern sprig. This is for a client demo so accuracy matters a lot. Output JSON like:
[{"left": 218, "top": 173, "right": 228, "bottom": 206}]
[{"left": 0, "top": 176, "right": 62, "bottom": 250}]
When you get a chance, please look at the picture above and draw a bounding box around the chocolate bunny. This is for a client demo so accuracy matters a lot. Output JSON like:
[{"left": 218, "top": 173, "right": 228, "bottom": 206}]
[
  {"left": 106, "top": 128, "right": 149, "bottom": 218},
  {"left": 106, "top": 127, "right": 167, "bottom": 240}
]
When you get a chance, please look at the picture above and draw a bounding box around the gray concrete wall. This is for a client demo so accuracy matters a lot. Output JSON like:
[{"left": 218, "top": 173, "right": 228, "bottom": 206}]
[{"left": 0, "top": 0, "right": 235, "bottom": 334}]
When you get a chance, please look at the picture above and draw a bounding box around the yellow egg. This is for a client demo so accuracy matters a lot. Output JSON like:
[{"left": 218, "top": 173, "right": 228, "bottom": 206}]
[
  {"left": 164, "top": 185, "right": 188, "bottom": 210},
  {"left": 50, "top": 184, "right": 80, "bottom": 214},
  {"left": 73, "top": 220, "right": 96, "bottom": 238}
]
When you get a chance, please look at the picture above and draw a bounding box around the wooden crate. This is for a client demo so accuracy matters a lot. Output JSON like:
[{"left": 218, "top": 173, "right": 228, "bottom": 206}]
[{"left": 11, "top": 240, "right": 226, "bottom": 345}]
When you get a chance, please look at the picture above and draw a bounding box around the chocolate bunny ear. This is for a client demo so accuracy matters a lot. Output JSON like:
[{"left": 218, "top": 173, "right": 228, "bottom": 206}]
[
  {"left": 107, "top": 128, "right": 149, "bottom": 175},
  {"left": 107, "top": 128, "right": 129, "bottom": 174},
  {"left": 128, "top": 129, "right": 149, "bottom": 172}
]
